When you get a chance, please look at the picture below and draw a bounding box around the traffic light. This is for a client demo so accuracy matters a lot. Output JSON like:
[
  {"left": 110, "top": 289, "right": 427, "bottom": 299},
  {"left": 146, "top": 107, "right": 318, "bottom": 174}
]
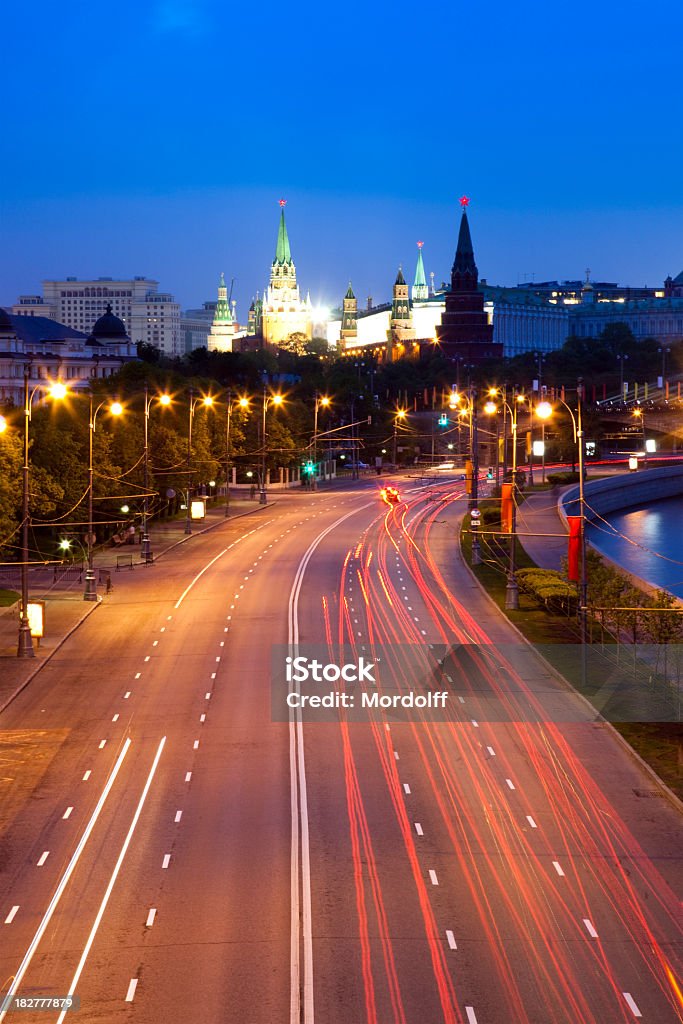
[
  {"left": 303, "top": 460, "right": 315, "bottom": 476},
  {"left": 438, "top": 414, "right": 449, "bottom": 427}
]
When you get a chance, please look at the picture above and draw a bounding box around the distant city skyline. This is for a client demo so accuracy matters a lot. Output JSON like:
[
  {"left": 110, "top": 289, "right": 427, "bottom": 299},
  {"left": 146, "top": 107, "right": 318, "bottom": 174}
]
[{"left": 3, "top": 0, "right": 682, "bottom": 323}]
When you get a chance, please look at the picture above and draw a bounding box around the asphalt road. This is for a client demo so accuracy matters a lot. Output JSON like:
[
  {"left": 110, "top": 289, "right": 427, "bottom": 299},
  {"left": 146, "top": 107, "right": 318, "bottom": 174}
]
[{"left": 0, "top": 477, "right": 681, "bottom": 1023}]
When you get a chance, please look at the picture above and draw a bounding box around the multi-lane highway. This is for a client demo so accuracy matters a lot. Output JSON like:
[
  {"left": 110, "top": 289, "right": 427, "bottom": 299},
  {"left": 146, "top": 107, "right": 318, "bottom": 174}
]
[{"left": 0, "top": 478, "right": 681, "bottom": 1023}]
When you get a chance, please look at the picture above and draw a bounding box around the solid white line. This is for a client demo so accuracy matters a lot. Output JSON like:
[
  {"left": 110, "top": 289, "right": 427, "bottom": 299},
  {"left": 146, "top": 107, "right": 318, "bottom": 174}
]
[
  {"left": 145, "top": 908, "right": 156, "bottom": 927},
  {"left": 0, "top": 740, "right": 131, "bottom": 1024},
  {"left": 125, "top": 979, "right": 138, "bottom": 1003},
  {"left": 445, "top": 929, "right": 457, "bottom": 950},
  {"left": 403, "top": 783, "right": 411, "bottom": 794},
  {"left": 37, "top": 851, "right": 49, "bottom": 866},
  {"left": 429, "top": 869, "right": 439, "bottom": 885},
  {"left": 552, "top": 861, "right": 565, "bottom": 876},
  {"left": 465, "top": 1008, "right": 478, "bottom": 1024},
  {"left": 583, "top": 918, "right": 598, "bottom": 938},
  {"left": 5, "top": 906, "right": 19, "bottom": 924},
  {"left": 622, "top": 993, "right": 642, "bottom": 1017},
  {"left": 175, "top": 810, "right": 182, "bottom": 823},
  {"left": 55, "top": 738, "right": 166, "bottom": 1024},
  {"left": 82, "top": 771, "right": 91, "bottom": 781},
  {"left": 174, "top": 544, "right": 235, "bottom": 608},
  {"left": 162, "top": 854, "right": 171, "bottom": 869},
  {"left": 526, "top": 815, "right": 538, "bottom": 829},
  {"left": 506, "top": 778, "right": 515, "bottom": 790},
  {"left": 63, "top": 807, "right": 73, "bottom": 820},
  {"left": 415, "top": 823, "right": 424, "bottom": 836},
  {"left": 487, "top": 746, "right": 495, "bottom": 756}
]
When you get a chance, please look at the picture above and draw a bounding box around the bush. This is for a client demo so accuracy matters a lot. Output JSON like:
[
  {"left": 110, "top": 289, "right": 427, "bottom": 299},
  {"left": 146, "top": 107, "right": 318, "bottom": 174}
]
[
  {"left": 516, "top": 568, "right": 577, "bottom": 612},
  {"left": 547, "top": 471, "right": 580, "bottom": 485}
]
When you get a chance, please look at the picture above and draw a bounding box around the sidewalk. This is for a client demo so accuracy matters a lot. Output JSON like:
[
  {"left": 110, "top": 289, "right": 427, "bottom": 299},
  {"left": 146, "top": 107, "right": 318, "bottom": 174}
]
[{"left": 0, "top": 498, "right": 272, "bottom": 714}]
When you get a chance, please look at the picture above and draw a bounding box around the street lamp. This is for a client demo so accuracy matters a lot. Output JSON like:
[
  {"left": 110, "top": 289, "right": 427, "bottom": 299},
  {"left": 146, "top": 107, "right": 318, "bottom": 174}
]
[
  {"left": 185, "top": 391, "right": 214, "bottom": 535},
  {"left": 12, "top": 372, "right": 67, "bottom": 655},
  {"left": 260, "top": 389, "right": 283, "bottom": 504},
  {"left": 632, "top": 408, "right": 647, "bottom": 465},
  {"left": 142, "top": 387, "right": 171, "bottom": 560},
  {"left": 224, "top": 393, "right": 249, "bottom": 516},
  {"left": 392, "top": 408, "right": 407, "bottom": 465},
  {"left": 84, "top": 394, "right": 123, "bottom": 601},
  {"left": 312, "top": 394, "right": 331, "bottom": 490},
  {"left": 484, "top": 400, "right": 500, "bottom": 489}
]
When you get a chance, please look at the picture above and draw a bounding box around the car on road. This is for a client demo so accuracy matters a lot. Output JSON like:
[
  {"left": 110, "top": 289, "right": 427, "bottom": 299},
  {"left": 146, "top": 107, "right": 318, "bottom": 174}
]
[{"left": 380, "top": 486, "right": 400, "bottom": 505}]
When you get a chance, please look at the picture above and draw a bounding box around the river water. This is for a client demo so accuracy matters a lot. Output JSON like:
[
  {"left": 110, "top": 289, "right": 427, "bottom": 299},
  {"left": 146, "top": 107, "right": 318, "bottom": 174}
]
[{"left": 586, "top": 494, "right": 683, "bottom": 598}]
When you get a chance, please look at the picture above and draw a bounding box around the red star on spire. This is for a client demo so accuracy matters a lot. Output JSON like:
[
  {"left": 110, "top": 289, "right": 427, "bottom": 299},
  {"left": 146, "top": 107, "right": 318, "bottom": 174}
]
[
  {"left": 279, "top": 198, "right": 287, "bottom": 207},
  {"left": 459, "top": 195, "right": 470, "bottom": 207},
  {"left": 417, "top": 240, "right": 424, "bottom": 249}
]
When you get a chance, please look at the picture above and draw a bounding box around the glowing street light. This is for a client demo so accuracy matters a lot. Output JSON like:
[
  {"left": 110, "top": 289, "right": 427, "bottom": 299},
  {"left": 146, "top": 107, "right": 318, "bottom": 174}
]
[
  {"left": 393, "top": 408, "right": 407, "bottom": 466},
  {"left": 84, "top": 395, "right": 123, "bottom": 600},
  {"left": 260, "top": 389, "right": 284, "bottom": 504},
  {"left": 185, "top": 392, "right": 214, "bottom": 535},
  {"left": 312, "top": 394, "right": 331, "bottom": 490},
  {"left": 224, "top": 392, "right": 250, "bottom": 517},
  {"left": 141, "top": 388, "right": 171, "bottom": 560}
]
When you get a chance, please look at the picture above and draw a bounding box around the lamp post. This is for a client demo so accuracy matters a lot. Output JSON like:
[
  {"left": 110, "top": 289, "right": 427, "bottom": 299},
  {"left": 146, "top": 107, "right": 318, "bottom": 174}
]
[
  {"left": 224, "top": 392, "right": 249, "bottom": 516},
  {"left": 484, "top": 400, "right": 500, "bottom": 489},
  {"left": 85, "top": 394, "right": 123, "bottom": 601},
  {"left": 392, "top": 408, "right": 407, "bottom": 466},
  {"left": 260, "top": 389, "right": 283, "bottom": 504},
  {"left": 618, "top": 352, "right": 629, "bottom": 400},
  {"left": 185, "top": 390, "right": 214, "bottom": 535},
  {"left": 312, "top": 394, "right": 330, "bottom": 490},
  {"left": 142, "top": 386, "right": 171, "bottom": 559},
  {"left": 633, "top": 408, "right": 647, "bottom": 465}
]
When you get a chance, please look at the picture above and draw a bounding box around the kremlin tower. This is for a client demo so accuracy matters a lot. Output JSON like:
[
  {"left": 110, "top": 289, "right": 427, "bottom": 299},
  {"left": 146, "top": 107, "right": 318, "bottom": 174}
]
[
  {"left": 435, "top": 198, "right": 502, "bottom": 363},
  {"left": 260, "top": 200, "right": 313, "bottom": 346},
  {"left": 208, "top": 272, "right": 235, "bottom": 352}
]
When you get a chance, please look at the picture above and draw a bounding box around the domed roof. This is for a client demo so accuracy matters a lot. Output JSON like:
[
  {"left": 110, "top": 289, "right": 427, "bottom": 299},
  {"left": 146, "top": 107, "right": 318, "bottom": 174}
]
[{"left": 91, "top": 303, "right": 128, "bottom": 339}]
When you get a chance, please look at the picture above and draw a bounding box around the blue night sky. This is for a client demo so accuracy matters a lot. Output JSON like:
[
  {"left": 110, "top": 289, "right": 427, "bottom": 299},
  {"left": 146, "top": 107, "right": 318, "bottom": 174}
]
[{"left": 2, "top": 0, "right": 682, "bottom": 322}]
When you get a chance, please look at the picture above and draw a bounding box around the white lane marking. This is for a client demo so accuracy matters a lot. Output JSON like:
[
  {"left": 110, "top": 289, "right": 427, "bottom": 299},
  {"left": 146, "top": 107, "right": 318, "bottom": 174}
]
[
  {"left": 486, "top": 746, "right": 495, "bottom": 756},
  {"left": 135, "top": 673, "right": 141, "bottom": 680},
  {"left": 174, "top": 543, "right": 238, "bottom": 608},
  {"left": 622, "top": 993, "right": 642, "bottom": 1017},
  {"left": 54, "top": 738, "right": 165, "bottom": 1024},
  {"left": 0, "top": 741, "right": 132, "bottom": 1024},
  {"left": 220, "top": 641, "right": 225, "bottom": 647},
  {"left": 98, "top": 740, "right": 106, "bottom": 749},
  {"left": 124, "top": 691, "right": 131, "bottom": 699},
  {"left": 415, "top": 823, "right": 424, "bottom": 836},
  {"left": 167, "top": 615, "right": 172, "bottom": 620},
  {"left": 553, "top": 861, "right": 565, "bottom": 877},
  {"left": 224, "top": 627, "right": 228, "bottom": 632},
  {"left": 200, "top": 714, "right": 206, "bottom": 723},
  {"left": 471, "top": 720, "right": 479, "bottom": 728},
  {"left": 394, "top": 751, "right": 400, "bottom": 760},
  {"left": 458, "top": 696, "right": 465, "bottom": 704},
  {"left": 429, "top": 869, "right": 439, "bottom": 886},
  {"left": 526, "top": 815, "right": 538, "bottom": 829},
  {"left": 63, "top": 807, "right": 73, "bottom": 820},
  {"left": 583, "top": 919, "right": 598, "bottom": 938},
  {"left": 205, "top": 692, "right": 211, "bottom": 699},
  {"left": 420, "top": 630, "right": 427, "bottom": 636},
  {"left": 193, "top": 740, "right": 199, "bottom": 750},
  {"left": 465, "top": 1009, "right": 478, "bottom": 1024},
  {"left": 152, "top": 640, "right": 158, "bottom": 647},
  {"left": 5, "top": 906, "right": 19, "bottom": 924},
  {"left": 146, "top": 909, "right": 156, "bottom": 927},
  {"left": 403, "top": 784, "right": 411, "bottom": 795},
  {"left": 288, "top": 500, "right": 374, "bottom": 1024},
  {"left": 37, "top": 851, "right": 49, "bottom": 866},
  {"left": 112, "top": 714, "right": 119, "bottom": 723},
  {"left": 82, "top": 771, "right": 91, "bottom": 781},
  {"left": 162, "top": 854, "right": 171, "bottom": 870},
  {"left": 446, "top": 929, "right": 457, "bottom": 950},
  {"left": 446, "top": 675, "right": 453, "bottom": 683},
  {"left": 144, "top": 656, "right": 150, "bottom": 663},
  {"left": 175, "top": 811, "right": 182, "bottom": 823},
  {"left": 506, "top": 778, "right": 515, "bottom": 790},
  {"left": 160, "top": 627, "right": 165, "bottom": 633},
  {"left": 210, "top": 672, "right": 216, "bottom": 679},
  {"left": 215, "top": 657, "right": 221, "bottom": 663},
  {"left": 125, "top": 979, "right": 138, "bottom": 1002},
  {"left": 185, "top": 772, "right": 192, "bottom": 782}
]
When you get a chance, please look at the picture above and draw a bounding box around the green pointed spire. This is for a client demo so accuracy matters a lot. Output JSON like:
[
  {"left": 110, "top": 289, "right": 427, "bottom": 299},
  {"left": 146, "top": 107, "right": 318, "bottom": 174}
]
[
  {"left": 214, "top": 271, "right": 232, "bottom": 324},
  {"left": 274, "top": 202, "right": 292, "bottom": 265},
  {"left": 345, "top": 282, "right": 355, "bottom": 299},
  {"left": 414, "top": 246, "right": 427, "bottom": 289},
  {"left": 395, "top": 266, "right": 406, "bottom": 286}
]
